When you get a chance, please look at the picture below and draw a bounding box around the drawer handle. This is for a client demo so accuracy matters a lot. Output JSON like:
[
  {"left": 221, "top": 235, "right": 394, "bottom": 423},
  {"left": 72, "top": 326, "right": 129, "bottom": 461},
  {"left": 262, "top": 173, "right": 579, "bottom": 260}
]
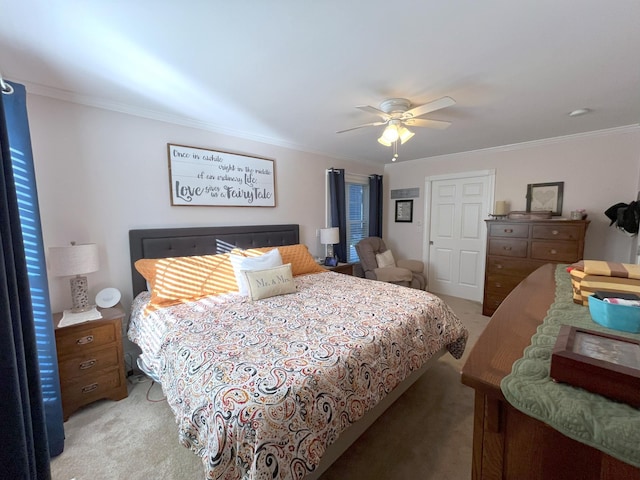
[
  {"left": 552, "top": 230, "right": 559, "bottom": 235},
  {"left": 502, "top": 246, "right": 512, "bottom": 251},
  {"left": 76, "top": 335, "right": 94, "bottom": 345},
  {"left": 495, "top": 283, "right": 502, "bottom": 288},
  {"left": 550, "top": 249, "right": 557, "bottom": 255},
  {"left": 496, "top": 264, "right": 503, "bottom": 269},
  {"left": 82, "top": 383, "right": 98, "bottom": 394},
  {"left": 503, "top": 228, "right": 513, "bottom": 233},
  {"left": 79, "top": 359, "right": 97, "bottom": 370}
]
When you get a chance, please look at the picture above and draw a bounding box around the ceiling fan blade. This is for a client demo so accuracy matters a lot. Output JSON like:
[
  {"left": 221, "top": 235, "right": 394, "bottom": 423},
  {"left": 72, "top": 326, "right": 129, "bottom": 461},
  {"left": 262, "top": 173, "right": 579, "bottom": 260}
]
[
  {"left": 405, "top": 118, "right": 452, "bottom": 129},
  {"left": 356, "top": 105, "right": 391, "bottom": 120},
  {"left": 404, "top": 96, "right": 456, "bottom": 119},
  {"left": 336, "top": 121, "right": 387, "bottom": 134}
]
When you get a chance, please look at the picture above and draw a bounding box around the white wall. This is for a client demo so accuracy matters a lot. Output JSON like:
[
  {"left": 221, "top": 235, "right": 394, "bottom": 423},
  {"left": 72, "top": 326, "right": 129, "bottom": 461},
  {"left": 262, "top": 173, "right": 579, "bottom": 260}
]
[
  {"left": 383, "top": 127, "right": 640, "bottom": 265},
  {"left": 24, "top": 93, "right": 640, "bottom": 314},
  {"left": 26, "top": 95, "right": 383, "bottom": 314}
]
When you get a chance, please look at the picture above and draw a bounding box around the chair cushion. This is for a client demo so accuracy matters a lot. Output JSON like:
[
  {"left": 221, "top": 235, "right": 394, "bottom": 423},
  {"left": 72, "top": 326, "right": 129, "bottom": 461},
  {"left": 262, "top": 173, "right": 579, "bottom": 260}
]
[
  {"left": 376, "top": 249, "right": 396, "bottom": 268},
  {"left": 374, "top": 266, "right": 413, "bottom": 283}
]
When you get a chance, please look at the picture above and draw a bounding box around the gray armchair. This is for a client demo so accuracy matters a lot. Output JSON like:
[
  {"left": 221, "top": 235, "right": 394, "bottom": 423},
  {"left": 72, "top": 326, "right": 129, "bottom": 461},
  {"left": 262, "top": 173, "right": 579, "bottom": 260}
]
[{"left": 355, "top": 237, "right": 427, "bottom": 290}]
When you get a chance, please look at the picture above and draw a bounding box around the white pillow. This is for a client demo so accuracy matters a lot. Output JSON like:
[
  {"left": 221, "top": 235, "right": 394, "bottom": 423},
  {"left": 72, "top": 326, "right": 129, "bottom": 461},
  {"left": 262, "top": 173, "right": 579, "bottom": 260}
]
[
  {"left": 230, "top": 248, "right": 283, "bottom": 295},
  {"left": 376, "top": 249, "right": 396, "bottom": 268},
  {"left": 242, "top": 264, "right": 296, "bottom": 300}
]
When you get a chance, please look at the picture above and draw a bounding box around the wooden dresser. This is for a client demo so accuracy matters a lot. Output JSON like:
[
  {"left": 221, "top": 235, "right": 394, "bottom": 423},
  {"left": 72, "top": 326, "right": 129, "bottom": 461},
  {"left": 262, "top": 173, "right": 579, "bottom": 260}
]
[
  {"left": 483, "top": 219, "right": 588, "bottom": 316},
  {"left": 462, "top": 264, "right": 640, "bottom": 480},
  {"left": 54, "top": 304, "right": 128, "bottom": 420}
]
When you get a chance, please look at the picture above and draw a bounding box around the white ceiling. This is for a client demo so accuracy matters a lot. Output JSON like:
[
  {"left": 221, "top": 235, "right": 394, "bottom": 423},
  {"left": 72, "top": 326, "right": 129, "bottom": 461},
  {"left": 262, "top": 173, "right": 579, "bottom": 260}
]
[{"left": 1, "top": 1, "right": 639, "bottom": 165}]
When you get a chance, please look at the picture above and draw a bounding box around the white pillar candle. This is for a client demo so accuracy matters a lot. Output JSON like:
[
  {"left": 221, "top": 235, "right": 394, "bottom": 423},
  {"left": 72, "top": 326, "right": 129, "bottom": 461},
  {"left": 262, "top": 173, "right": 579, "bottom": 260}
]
[{"left": 494, "top": 200, "right": 508, "bottom": 215}]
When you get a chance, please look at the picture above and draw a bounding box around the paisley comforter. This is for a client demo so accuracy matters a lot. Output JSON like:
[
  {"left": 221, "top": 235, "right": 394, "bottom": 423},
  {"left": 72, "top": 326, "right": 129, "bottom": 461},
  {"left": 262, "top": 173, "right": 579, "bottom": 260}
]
[{"left": 129, "top": 271, "right": 467, "bottom": 480}]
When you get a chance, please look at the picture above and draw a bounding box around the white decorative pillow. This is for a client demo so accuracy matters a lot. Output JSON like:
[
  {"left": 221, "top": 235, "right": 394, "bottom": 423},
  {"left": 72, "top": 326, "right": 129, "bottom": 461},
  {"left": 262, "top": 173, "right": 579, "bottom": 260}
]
[
  {"left": 230, "top": 248, "right": 283, "bottom": 295},
  {"left": 242, "top": 264, "right": 296, "bottom": 301},
  {"left": 376, "top": 249, "right": 396, "bottom": 268}
]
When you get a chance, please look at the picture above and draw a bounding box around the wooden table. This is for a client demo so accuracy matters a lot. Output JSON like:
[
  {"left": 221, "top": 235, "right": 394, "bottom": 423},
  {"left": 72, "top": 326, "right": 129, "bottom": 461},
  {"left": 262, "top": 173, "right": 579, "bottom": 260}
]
[{"left": 461, "top": 263, "right": 640, "bottom": 480}]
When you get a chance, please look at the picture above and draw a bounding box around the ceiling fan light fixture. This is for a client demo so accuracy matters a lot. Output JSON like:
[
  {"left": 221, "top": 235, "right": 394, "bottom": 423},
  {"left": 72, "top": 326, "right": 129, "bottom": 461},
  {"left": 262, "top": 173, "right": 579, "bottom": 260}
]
[
  {"left": 381, "top": 123, "right": 399, "bottom": 143},
  {"left": 377, "top": 136, "right": 393, "bottom": 147},
  {"left": 398, "top": 126, "right": 414, "bottom": 144}
]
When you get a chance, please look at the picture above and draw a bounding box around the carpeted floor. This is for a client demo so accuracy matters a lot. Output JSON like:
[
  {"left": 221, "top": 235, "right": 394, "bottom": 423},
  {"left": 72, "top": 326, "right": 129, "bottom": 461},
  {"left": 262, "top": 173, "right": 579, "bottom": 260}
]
[{"left": 51, "top": 294, "right": 487, "bottom": 480}]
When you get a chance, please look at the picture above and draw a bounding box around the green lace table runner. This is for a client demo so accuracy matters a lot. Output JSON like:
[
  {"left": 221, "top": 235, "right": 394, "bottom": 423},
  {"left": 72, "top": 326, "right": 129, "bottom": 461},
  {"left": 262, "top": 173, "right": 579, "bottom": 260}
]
[{"left": 500, "top": 264, "right": 640, "bottom": 468}]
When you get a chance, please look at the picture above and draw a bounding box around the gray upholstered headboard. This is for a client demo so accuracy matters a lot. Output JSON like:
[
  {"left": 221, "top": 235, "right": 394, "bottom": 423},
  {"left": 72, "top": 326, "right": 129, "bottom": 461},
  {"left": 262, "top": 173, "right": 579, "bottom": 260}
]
[{"left": 129, "top": 224, "right": 299, "bottom": 296}]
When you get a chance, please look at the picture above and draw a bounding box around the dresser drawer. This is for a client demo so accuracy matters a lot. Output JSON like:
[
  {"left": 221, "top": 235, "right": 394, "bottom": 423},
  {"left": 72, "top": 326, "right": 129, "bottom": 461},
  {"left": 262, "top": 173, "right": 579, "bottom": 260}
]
[
  {"left": 60, "top": 367, "right": 126, "bottom": 411},
  {"left": 486, "top": 256, "right": 545, "bottom": 278},
  {"left": 531, "top": 240, "right": 579, "bottom": 262},
  {"left": 489, "top": 223, "right": 529, "bottom": 238},
  {"left": 58, "top": 344, "right": 120, "bottom": 383},
  {"left": 485, "top": 273, "right": 523, "bottom": 294},
  {"left": 488, "top": 239, "right": 528, "bottom": 258},
  {"left": 482, "top": 291, "right": 507, "bottom": 316},
  {"left": 532, "top": 224, "right": 582, "bottom": 241},
  {"left": 55, "top": 321, "right": 117, "bottom": 355}
]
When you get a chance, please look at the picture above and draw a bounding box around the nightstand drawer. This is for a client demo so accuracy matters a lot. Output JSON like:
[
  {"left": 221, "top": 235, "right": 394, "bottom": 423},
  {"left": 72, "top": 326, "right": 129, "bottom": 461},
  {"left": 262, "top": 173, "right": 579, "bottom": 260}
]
[
  {"left": 60, "top": 368, "right": 126, "bottom": 411},
  {"left": 58, "top": 344, "right": 120, "bottom": 382},
  {"left": 55, "top": 321, "right": 117, "bottom": 355}
]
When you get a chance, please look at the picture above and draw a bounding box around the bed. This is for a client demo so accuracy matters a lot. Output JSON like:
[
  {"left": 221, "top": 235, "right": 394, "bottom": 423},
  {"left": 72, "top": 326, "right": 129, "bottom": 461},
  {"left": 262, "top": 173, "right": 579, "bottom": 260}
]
[{"left": 127, "top": 224, "right": 468, "bottom": 480}]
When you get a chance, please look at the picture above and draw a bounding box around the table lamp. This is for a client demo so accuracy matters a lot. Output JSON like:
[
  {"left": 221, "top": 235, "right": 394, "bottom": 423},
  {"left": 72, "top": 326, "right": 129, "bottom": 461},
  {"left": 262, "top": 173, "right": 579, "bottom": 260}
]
[
  {"left": 320, "top": 227, "right": 339, "bottom": 266},
  {"left": 49, "top": 242, "right": 99, "bottom": 312}
]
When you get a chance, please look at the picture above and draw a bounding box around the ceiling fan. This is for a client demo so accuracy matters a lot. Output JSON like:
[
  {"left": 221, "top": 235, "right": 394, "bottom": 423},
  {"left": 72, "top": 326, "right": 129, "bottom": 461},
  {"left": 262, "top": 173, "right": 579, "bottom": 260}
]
[{"left": 337, "top": 96, "right": 456, "bottom": 147}]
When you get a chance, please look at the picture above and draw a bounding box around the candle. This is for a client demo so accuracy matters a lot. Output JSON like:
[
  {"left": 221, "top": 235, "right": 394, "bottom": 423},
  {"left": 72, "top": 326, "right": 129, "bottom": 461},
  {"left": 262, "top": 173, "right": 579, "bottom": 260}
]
[{"left": 494, "top": 200, "right": 508, "bottom": 215}]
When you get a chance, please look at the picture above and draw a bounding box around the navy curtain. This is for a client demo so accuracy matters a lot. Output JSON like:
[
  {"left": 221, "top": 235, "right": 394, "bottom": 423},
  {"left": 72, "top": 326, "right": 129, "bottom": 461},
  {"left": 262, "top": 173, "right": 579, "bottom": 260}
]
[
  {"left": 368, "top": 174, "right": 383, "bottom": 237},
  {"left": 327, "top": 168, "right": 347, "bottom": 262},
  {"left": 1, "top": 80, "right": 63, "bottom": 479}
]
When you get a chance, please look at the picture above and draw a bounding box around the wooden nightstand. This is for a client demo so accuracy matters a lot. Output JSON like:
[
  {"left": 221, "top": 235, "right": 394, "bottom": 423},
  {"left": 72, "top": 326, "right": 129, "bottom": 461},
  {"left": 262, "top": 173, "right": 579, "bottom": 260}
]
[
  {"left": 326, "top": 262, "right": 354, "bottom": 275},
  {"left": 53, "top": 304, "right": 128, "bottom": 421}
]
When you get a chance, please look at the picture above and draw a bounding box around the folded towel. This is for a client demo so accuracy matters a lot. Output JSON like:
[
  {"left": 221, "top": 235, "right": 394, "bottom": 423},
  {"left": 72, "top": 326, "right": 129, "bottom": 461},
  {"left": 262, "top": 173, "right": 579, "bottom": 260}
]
[
  {"left": 568, "top": 260, "right": 640, "bottom": 280},
  {"left": 603, "top": 298, "right": 640, "bottom": 307}
]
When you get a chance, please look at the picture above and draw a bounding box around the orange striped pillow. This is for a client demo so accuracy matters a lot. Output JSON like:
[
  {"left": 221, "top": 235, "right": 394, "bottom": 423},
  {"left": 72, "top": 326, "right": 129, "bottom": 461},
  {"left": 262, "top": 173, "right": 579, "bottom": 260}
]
[
  {"left": 135, "top": 253, "right": 238, "bottom": 312},
  {"left": 236, "top": 244, "right": 326, "bottom": 276}
]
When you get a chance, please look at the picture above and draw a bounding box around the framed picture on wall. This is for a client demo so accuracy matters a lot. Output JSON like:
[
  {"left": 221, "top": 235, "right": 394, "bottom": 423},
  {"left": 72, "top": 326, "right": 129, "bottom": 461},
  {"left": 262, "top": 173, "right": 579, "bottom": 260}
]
[
  {"left": 395, "top": 199, "right": 413, "bottom": 223},
  {"left": 526, "top": 181, "right": 564, "bottom": 216}
]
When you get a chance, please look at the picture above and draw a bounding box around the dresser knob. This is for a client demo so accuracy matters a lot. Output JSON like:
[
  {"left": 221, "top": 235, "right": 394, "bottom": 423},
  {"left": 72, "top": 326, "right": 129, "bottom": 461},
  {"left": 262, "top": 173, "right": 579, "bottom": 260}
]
[
  {"left": 550, "top": 249, "right": 557, "bottom": 254},
  {"left": 81, "top": 383, "right": 98, "bottom": 394},
  {"left": 79, "top": 359, "right": 97, "bottom": 370},
  {"left": 496, "top": 264, "right": 503, "bottom": 269},
  {"left": 504, "top": 229, "right": 513, "bottom": 233},
  {"left": 552, "top": 230, "right": 559, "bottom": 235},
  {"left": 495, "top": 283, "right": 502, "bottom": 288},
  {"left": 76, "top": 335, "right": 94, "bottom": 345},
  {"left": 503, "top": 246, "right": 512, "bottom": 251}
]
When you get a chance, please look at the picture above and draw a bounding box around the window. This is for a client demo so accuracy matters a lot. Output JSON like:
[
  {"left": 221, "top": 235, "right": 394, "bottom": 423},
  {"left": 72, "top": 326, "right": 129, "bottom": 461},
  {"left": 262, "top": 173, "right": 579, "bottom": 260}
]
[{"left": 345, "top": 175, "right": 369, "bottom": 262}]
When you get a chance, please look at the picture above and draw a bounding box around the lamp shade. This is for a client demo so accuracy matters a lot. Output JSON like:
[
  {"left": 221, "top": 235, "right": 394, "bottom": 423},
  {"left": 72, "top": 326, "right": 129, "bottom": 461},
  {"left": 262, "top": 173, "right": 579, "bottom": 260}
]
[
  {"left": 320, "top": 227, "right": 339, "bottom": 245},
  {"left": 48, "top": 243, "right": 99, "bottom": 277}
]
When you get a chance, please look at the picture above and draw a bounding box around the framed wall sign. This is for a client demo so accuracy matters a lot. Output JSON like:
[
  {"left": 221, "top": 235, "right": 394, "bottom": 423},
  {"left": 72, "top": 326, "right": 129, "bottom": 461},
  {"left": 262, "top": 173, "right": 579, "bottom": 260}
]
[
  {"left": 526, "top": 181, "right": 564, "bottom": 216},
  {"left": 550, "top": 325, "right": 640, "bottom": 407},
  {"left": 395, "top": 199, "right": 413, "bottom": 223},
  {"left": 168, "top": 143, "right": 276, "bottom": 207}
]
